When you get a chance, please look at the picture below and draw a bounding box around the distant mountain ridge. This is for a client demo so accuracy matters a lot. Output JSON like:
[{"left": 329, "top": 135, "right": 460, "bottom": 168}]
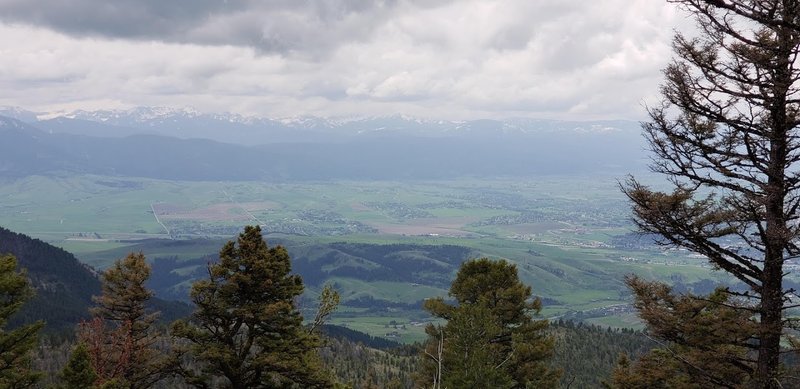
[
  {"left": 3, "top": 106, "right": 640, "bottom": 143},
  {"left": 0, "top": 106, "right": 648, "bottom": 181}
]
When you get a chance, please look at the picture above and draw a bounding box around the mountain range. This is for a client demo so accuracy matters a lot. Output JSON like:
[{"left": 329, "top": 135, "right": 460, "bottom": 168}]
[{"left": 0, "top": 106, "right": 648, "bottom": 181}]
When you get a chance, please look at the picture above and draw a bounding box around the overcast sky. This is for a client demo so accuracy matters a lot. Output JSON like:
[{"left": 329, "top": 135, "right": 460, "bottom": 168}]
[{"left": 0, "top": 1, "right": 683, "bottom": 120}]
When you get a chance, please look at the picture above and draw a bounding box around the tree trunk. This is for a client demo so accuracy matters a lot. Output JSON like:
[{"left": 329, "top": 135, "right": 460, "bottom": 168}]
[
  {"left": 755, "top": 16, "right": 793, "bottom": 385},
  {"left": 756, "top": 268, "right": 783, "bottom": 388}
]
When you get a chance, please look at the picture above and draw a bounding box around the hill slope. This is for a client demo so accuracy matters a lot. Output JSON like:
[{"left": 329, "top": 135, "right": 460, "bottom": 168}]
[
  {"left": 0, "top": 227, "right": 190, "bottom": 329},
  {"left": 0, "top": 226, "right": 100, "bottom": 329}
]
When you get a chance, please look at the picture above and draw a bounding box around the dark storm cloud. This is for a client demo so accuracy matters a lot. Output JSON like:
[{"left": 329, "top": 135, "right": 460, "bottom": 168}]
[
  {"left": 0, "top": 0, "right": 415, "bottom": 55},
  {"left": 0, "top": 1, "right": 235, "bottom": 39}
]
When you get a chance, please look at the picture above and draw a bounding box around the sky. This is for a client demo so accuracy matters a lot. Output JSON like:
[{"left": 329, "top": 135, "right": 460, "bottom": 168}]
[{"left": 0, "top": 1, "right": 684, "bottom": 120}]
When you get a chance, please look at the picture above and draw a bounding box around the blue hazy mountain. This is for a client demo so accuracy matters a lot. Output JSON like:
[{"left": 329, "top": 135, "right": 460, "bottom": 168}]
[{"left": 1, "top": 108, "right": 648, "bottom": 181}]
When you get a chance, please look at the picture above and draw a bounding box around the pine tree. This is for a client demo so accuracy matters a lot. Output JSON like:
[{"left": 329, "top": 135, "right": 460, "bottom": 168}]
[
  {"left": 622, "top": 0, "right": 800, "bottom": 386},
  {"left": 61, "top": 342, "right": 98, "bottom": 389},
  {"left": 171, "top": 225, "right": 332, "bottom": 388},
  {"left": 607, "top": 277, "right": 755, "bottom": 388},
  {"left": 418, "top": 258, "right": 558, "bottom": 389},
  {"left": 79, "top": 252, "right": 165, "bottom": 388},
  {"left": 0, "top": 254, "right": 42, "bottom": 388}
]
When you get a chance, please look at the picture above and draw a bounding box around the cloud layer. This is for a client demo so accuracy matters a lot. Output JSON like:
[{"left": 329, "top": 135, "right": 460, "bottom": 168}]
[{"left": 0, "top": 1, "right": 681, "bottom": 119}]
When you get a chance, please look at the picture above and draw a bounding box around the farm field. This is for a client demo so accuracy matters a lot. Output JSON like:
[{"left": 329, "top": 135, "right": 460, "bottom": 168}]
[
  {"left": 0, "top": 173, "right": 761, "bottom": 342},
  {"left": 0, "top": 174, "right": 633, "bottom": 244}
]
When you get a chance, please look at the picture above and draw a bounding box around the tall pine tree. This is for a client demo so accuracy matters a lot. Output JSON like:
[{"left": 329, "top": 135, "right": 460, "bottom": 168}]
[
  {"left": 418, "top": 258, "right": 558, "bottom": 389},
  {"left": 172, "top": 225, "right": 331, "bottom": 388},
  {"left": 621, "top": 0, "right": 800, "bottom": 386},
  {"left": 80, "top": 252, "right": 166, "bottom": 388}
]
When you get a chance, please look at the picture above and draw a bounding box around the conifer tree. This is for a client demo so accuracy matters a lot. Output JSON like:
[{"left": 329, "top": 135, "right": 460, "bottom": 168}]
[
  {"left": 61, "top": 343, "right": 98, "bottom": 389},
  {"left": 79, "top": 252, "right": 165, "bottom": 388},
  {"left": 622, "top": 1, "right": 800, "bottom": 386},
  {"left": 608, "top": 277, "right": 755, "bottom": 388},
  {"left": 0, "top": 254, "right": 42, "bottom": 388},
  {"left": 418, "top": 258, "right": 558, "bottom": 389},
  {"left": 171, "top": 225, "right": 332, "bottom": 388}
]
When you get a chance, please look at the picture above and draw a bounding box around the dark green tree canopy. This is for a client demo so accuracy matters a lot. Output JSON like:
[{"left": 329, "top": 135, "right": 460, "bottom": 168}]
[
  {"left": 445, "top": 257, "right": 540, "bottom": 325},
  {"left": 609, "top": 276, "right": 756, "bottom": 388},
  {"left": 60, "top": 342, "right": 99, "bottom": 389},
  {"left": 420, "top": 258, "right": 558, "bottom": 389},
  {"left": 172, "top": 225, "right": 331, "bottom": 388}
]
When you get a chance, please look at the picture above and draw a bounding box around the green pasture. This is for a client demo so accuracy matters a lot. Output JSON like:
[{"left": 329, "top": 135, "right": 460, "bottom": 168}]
[{"left": 328, "top": 314, "right": 440, "bottom": 344}]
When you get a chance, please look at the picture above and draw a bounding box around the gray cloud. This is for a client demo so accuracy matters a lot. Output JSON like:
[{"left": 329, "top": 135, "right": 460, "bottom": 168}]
[
  {"left": 0, "top": 1, "right": 685, "bottom": 120},
  {"left": 0, "top": 1, "right": 236, "bottom": 38},
  {"left": 0, "top": 0, "right": 419, "bottom": 57}
]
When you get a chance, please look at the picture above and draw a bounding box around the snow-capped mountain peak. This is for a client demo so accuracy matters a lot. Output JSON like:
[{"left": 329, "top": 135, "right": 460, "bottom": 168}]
[{"left": 63, "top": 106, "right": 202, "bottom": 123}]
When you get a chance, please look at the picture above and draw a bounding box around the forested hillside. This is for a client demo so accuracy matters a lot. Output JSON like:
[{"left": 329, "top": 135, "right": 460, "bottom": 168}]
[
  {"left": 317, "top": 320, "right": 655, "bottom": 388},
  {"left": 0, "top": 225, "right": 660, "bottom": 388},
  {"left": 0, "top": 226, "right": 99, "bottom": 329},
  {"left": 0, "top": 227, "right": 190, "bottom": 330}
]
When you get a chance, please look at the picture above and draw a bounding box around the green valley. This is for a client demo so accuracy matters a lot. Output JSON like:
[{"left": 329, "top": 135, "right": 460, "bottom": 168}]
[{"left": 0, "top": 173, "right": 748, "bottom": 343}]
